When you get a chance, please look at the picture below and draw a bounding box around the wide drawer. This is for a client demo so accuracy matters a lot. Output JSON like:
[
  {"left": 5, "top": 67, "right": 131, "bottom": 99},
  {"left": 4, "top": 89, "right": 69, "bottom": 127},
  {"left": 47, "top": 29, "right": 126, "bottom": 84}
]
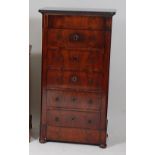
[
  {"left": 47, "top": 48, "right": 104, "bottom": 72},
  {"left": 46, "top": 126, "right": 104, "bottom": 144},
  {"left": 47, "top": 29, "right": 105, "bottom": 48},
  {"left": 47, "top": 90, "right": 101, "bottom": 111},
  {"left": 47, "top": 110, "right": 100, "bottom": 129},
  {"left": 47, "top": 70, "right": 103, "bottom": 90},
  {"left": 48, "top": 15, "right": 105, "bottom": 30}
]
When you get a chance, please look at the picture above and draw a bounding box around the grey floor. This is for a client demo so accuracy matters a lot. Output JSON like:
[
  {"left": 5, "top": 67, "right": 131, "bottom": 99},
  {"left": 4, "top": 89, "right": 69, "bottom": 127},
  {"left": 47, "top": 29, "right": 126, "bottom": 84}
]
[{"left": 30, "top": 136, "right": 125, "bottom": 155}]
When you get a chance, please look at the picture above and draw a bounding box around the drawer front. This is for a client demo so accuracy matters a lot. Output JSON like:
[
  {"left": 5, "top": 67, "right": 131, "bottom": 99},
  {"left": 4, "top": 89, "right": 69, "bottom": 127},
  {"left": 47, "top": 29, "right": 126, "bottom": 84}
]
[
  {"left": 47, "top": 29, "right": 105, "bottom": 48},
  {"left": 47, "top": 126, "right": 101, "bottom": 144},
  {"left": 47, "top": 48, "right": 104, "bottom": 72},
  {"left": 48, "top": 15, "right": 105, "bottom": 30},
  {"left": 47, "top": 110, "right": 100, "bottom": 129},
  {"left": 47, "top": 70, "right": 103, "bottom": 90},
  {"left": 47, "top": 90, "right": 101, "bottom": 111}
]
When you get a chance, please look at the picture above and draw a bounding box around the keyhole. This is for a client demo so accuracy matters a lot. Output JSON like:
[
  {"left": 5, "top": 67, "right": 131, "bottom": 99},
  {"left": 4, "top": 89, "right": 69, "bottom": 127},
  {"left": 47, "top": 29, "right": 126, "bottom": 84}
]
[
  {"left": 73, "top": 34, "right": 79, "bottom": 41},
  {"left": 71, "top": 76, "right": 77, "bottom": 82}
]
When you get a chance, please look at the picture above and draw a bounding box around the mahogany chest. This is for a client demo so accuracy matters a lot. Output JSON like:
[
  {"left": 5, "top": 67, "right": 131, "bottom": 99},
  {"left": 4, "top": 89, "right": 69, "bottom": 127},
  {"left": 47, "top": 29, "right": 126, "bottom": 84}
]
[{"left": 39, "top": 8, "right": 115, "bottom": 148}]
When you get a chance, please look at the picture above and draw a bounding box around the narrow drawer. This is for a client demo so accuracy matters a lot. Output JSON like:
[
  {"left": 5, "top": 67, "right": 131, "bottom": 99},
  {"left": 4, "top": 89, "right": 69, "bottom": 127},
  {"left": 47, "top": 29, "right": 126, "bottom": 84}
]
[
  {"left": 47, "top": 90, "right": 101, "bottom": 111},
  {"left": 47, "top": 126, "right": 102, "bottom": 144},
  {"left": 47, "top": 29, "right": 105, "bottom": 48},
  {"left": 47, "top": 110, "right": 100, "bottom": 129},
  {"left": 48, "top": 15, "right": 105, "bottom": 30},
  {"left": 47, "top": 70, "right": 103, "bottom": 90},
  {"left": 47, "top": 48, "right": 104, "bottom": 72}
]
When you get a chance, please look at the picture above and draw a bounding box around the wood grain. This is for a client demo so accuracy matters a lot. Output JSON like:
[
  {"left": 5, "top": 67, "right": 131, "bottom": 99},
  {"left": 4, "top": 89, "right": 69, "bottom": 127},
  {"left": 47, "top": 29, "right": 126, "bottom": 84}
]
[
  {"left": 48, "top": 15, "right": 105, "bottom": 30},
  {"left": 46, "top": 126, "right": 101, "bottom": 144},
  {"left": 47, "top": 48, "right": 105, "bottom": 72},
  {"left": 47, "top": 90, "right": 102, "bottom": 111},
  {"left": 47, "top": 29, "right": 105, "bottom": 48},
  {"left": 47, "top": 70, "right": 104, "bottom": 90}
]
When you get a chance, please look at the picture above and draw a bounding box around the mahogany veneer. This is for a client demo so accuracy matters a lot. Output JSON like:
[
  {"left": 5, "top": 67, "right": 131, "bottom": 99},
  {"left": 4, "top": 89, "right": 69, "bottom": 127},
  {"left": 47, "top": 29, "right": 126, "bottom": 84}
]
[{"left": 39, "top": 8, "right": 115, "bottom": 148}]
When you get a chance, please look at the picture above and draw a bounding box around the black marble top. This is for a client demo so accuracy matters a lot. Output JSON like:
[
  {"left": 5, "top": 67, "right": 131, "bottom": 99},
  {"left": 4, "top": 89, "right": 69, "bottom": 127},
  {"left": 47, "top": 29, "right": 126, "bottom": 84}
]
[{"left": 39, "top": 7, "right": 116, "bottom": 17}]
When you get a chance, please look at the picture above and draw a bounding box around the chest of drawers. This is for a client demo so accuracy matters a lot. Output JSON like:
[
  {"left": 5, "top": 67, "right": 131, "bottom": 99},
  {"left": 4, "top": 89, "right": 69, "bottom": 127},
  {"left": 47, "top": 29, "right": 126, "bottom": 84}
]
[{"left": 39, "top": 8, "right": 115, "bottom": 148}]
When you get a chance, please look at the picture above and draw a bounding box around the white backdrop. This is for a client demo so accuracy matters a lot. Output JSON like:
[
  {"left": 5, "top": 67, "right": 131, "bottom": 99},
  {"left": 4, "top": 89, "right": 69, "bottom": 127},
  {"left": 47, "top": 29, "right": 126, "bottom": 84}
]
[{"left": 29, "top": 0, "right": 126, "bottom": 146}]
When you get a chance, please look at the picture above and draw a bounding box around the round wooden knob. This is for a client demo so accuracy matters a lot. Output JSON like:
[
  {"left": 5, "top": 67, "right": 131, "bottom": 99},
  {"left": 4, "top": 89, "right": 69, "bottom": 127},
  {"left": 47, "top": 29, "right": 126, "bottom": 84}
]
[
  {"left": 71, "top": 117, "right": 76, "bottom": 121},
  {"left": 88, "top": 120, "right": 92, "bottom": 124},
  {"left": 72, "top": 56, "right": 79, "bottom": 62},
  {"left": 55, "top": 97, "right": 60, "bottom": 102},
  {"left": 88, "top": 79, "right": 93, "bottom": 85},
  {"left": 55, "top": 117, "right": 59, "bottom": 122},
  {"left": 88, "top": 99, "right": 93, "bottom": 104},
  {"left": 72, "top": 97, "right": 77, "bottom": 103}
]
